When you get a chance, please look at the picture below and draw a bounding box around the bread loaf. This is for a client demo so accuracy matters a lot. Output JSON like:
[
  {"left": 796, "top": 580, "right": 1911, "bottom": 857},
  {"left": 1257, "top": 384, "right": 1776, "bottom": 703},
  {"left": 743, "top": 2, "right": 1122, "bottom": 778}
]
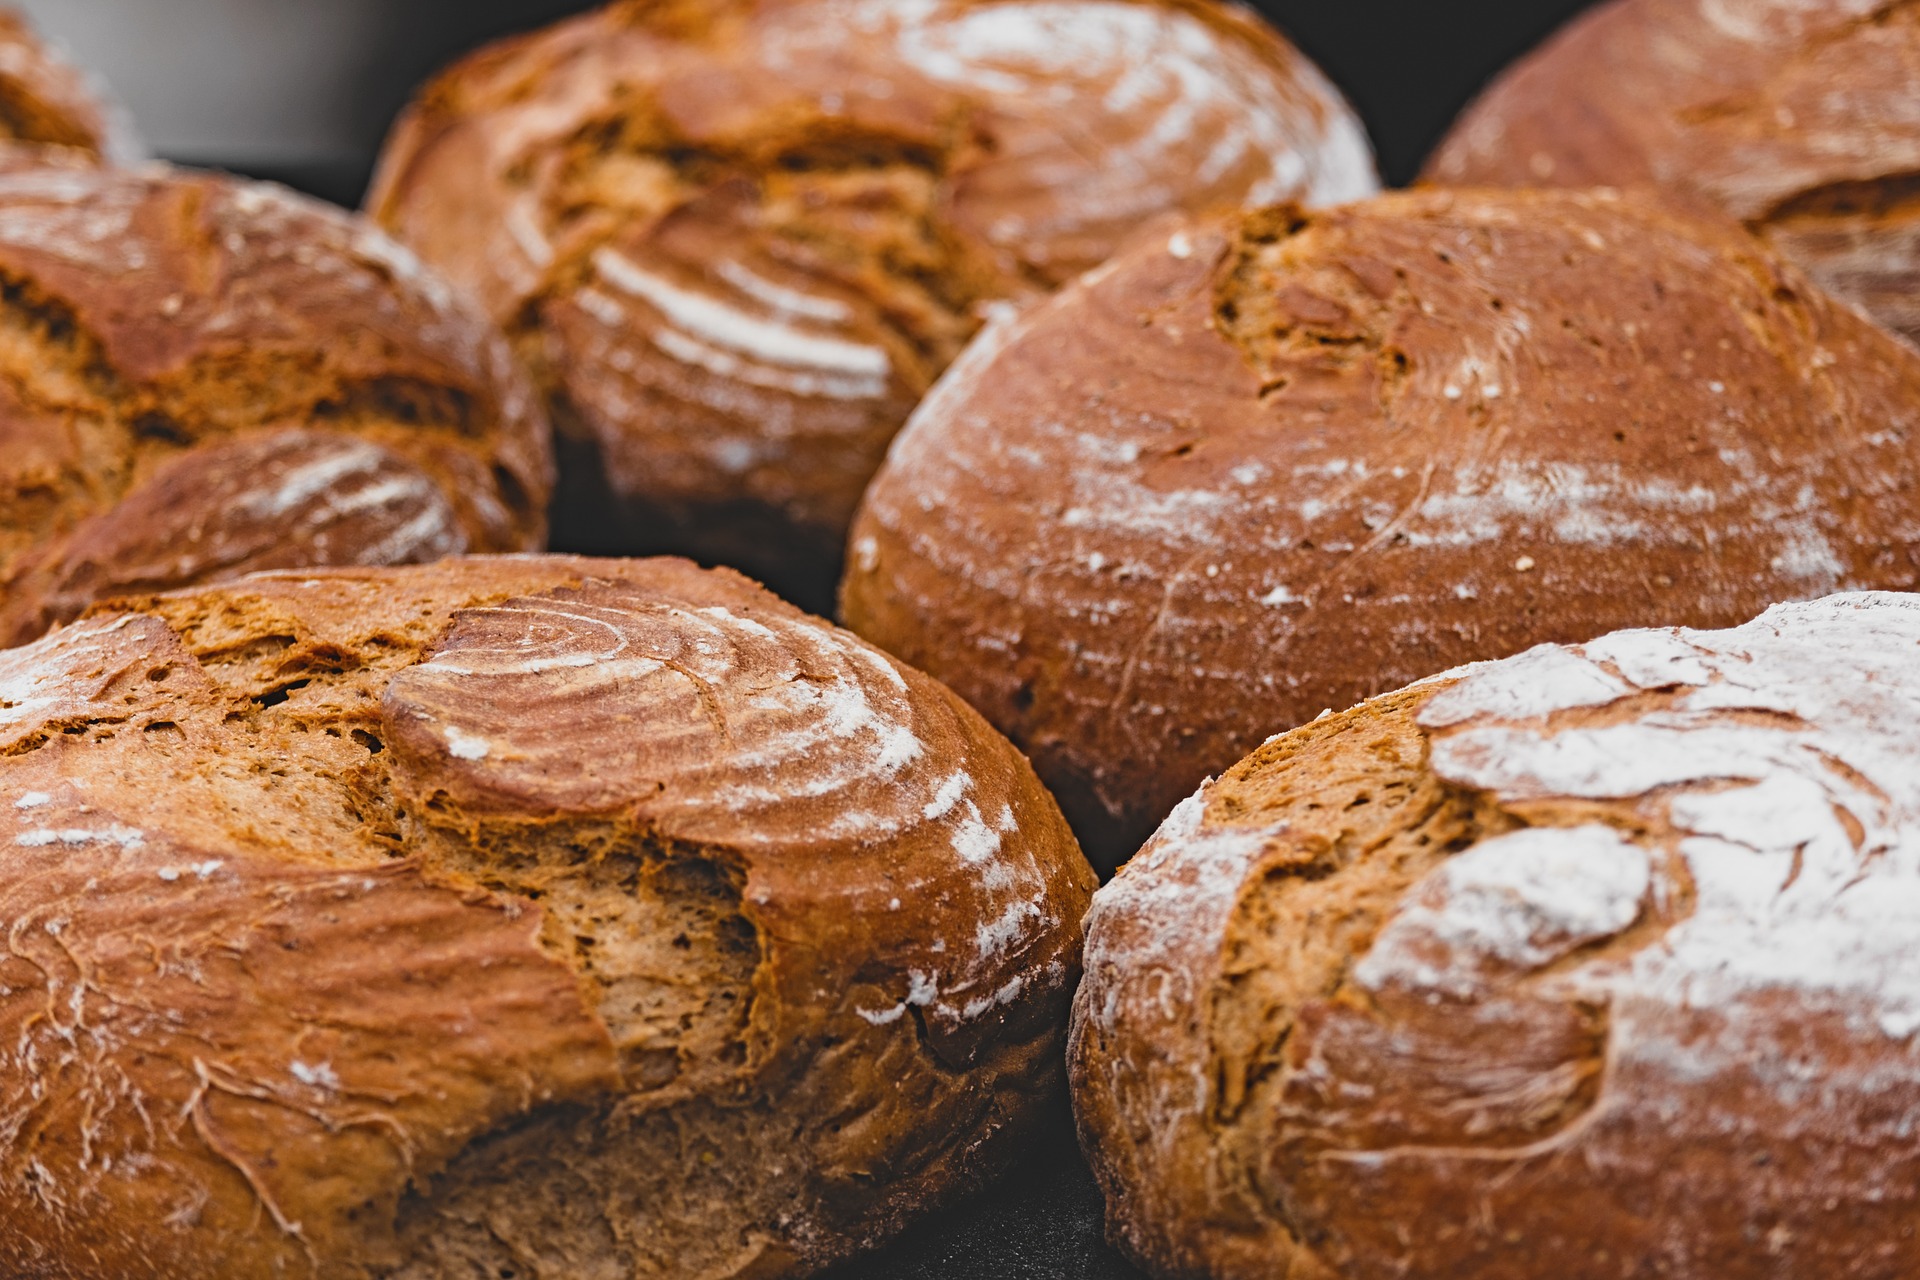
[
  {"left": 1071, "top": 590, "right": 1920, "bottom": 1279},
  {"left": 367, "top": 0, "right": 1376, "bottom": 605},
  {"left": 0, "top": 554, "right": 1095, "bottom": 1279},
  {"left": 1425, "top": 0, "right": 1920, "bottom": 347},
  {"left": 842, "top": 187, "right": 1920, "bottom": 869},
  {"left": 0, "top": 165, "right": 553, "bottom": 646},
  {"left": 0, "top": 7, "right": 138, "bottom": 164}
]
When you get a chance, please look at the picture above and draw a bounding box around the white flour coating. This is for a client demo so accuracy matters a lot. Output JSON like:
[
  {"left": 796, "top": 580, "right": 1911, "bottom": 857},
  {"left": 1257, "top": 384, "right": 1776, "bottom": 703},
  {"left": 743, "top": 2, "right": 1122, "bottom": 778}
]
[
  {"left": 16, "top": 825, "right": 145, "bottom": 849},
  {"left": 237, "top": 438, "right": 401, "bottom": 518},
  {"left": 406, "top": 592, "right": 1057, "bottom": 1009},
  {"left": 0, "top": 168, "right": 142, "bottom": 272},
  {"left": 216, "top": 435, "right": 464, "bottom": 564},
  {"left": 0, "top": 614, "right": 142, "bottom": 736},
  {"left": 1407, "top": 461, "right": 1722, "bottom": 551},
  {"left": 1076, "top": 591, "right": 1920, "bottom": 1205},
  {"left": 1411, "top": 593, "right": 1920, "bottom": 1114},
  {"left": 443, "top": 726, "right": 491, "bottom": 761},
  {"left": 887, "top": 0, "right": 1375, "bottom": 243},
  {"left": 1700, "top": 0, "right": 1882, "bottom": 45},
  {"left": 715, "top": 260, "right": 854, "bottom": 322},
  {"left": 592, "top": 248, "right": 892, "bottom": 401},
  {"left": 1353, "top": 825, "right": 1650, "bottom": 998},
  {"left": 1082, "top": 788, "right": 1273, "bottom": 1018}
]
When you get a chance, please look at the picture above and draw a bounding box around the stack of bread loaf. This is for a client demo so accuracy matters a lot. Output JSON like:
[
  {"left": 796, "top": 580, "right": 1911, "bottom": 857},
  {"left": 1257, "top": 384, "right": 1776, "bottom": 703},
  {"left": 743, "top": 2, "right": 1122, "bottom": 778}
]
[{"left": 4, "top": 1, "right": 1920, "bottom": 1277}]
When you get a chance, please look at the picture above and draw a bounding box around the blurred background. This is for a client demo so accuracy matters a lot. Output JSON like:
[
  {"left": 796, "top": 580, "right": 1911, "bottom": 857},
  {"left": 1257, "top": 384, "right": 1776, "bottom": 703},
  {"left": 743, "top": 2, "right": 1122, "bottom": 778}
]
[{"left": 19, "top": 0, "right": 1600, "bottom": 203}]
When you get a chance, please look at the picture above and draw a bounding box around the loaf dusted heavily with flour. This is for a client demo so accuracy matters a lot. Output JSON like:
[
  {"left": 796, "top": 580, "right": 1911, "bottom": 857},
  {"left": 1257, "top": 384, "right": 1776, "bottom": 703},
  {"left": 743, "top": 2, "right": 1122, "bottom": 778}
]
[
  {"left": 1425, "top": 0, "right": 1920, "bottom": 347},
  {"left": 1072, "top": 591, "right": 1920, "bottom": 1280},
  {"left": 842, "top": 187, "right": 1920, "bottom": 869},
  {"left": 367, "top": 0, "right": 1377, "bottom": 606},
  {"left": 0, "top": 7, "right": 139, "bottom": 164},
  {"left": 0, "top": 555, "right": 1094, "bottom": 1279},
  {"left": 0, "top": 165, "right": 553, "bottom": 647}
]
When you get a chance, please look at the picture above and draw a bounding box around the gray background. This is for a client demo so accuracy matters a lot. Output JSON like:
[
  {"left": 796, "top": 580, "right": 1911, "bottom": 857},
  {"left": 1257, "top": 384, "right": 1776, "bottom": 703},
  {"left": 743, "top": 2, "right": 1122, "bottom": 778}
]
[{"left": 21, "top": 0, "right": 1601, "bottom": 200}]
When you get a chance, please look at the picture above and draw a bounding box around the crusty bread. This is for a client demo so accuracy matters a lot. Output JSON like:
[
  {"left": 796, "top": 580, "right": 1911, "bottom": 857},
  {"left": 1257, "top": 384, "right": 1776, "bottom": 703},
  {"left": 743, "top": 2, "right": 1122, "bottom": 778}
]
[
  {"left": 1071, "top": 590, "right": 1920, "bottom": 1279},
  {"left": 1424, "top": 0, "right": 1920, "bottom": 347},
  {"left": 0, "top": 554, "right": 1095, "bottom": 1279},
  {"left": 367, "top": 0, "right": 1377, "bottom": 606},
  {"left": 841, "top": 187, "right": 1920, "bottom": 869},
  {"left": 0, "top": 164, "right": 553, "bottom": 646},
  {"left": 0, "top": 7, "right": 139, "bottom": 164}
]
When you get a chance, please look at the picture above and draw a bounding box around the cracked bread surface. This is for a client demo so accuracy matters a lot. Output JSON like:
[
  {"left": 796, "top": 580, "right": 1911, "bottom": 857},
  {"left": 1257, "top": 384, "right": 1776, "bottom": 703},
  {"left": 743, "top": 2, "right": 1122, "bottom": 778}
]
[
  {"left": 0, "top": 554, "right": 1095, "bottom": 1279},
  {"left": 1072, "top": 591, "right": 1920, "bottom": 1279},
  {"left": 1425, "top": 0, "right": 1920, "bottom": 348},
  {"left": 840, "top": 187, "right": 1920, "bottom": 869},
  {"left": 0, "top": 164, "right": 554, "bottom": 647},
  {"left": 366, "top": 0, "right": 1377, "bottom": 606}
]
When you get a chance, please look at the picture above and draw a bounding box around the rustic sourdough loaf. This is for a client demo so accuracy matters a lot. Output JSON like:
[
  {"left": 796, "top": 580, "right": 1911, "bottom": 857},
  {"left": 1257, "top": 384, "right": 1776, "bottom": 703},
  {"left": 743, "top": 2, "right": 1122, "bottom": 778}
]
[
  {"left": 0, "top": 164, "right": 553, "bottom": 647},
  {"left": 0, "top": 554, "right": 1095, "bottom": 1279},
  {"left": 1425, "top": 0, "right": 1920, "bottom": 347},
  {"left": 842, "top": 187, "right": 1920, "bottom": 869},
  {"left": 367, "top": 0, "right": 1377, "bottom": 607},
  {"left": 1071, "top": 590, "right": 1920, "bottom": 1279},
  {"left": 0, "top": 7, "right": 138, "bottom": 165}
]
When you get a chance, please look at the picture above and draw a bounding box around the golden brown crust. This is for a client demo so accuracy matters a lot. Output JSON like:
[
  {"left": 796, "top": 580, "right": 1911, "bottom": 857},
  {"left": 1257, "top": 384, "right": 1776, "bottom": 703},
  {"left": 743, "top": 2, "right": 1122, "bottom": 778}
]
[
  {"left": 367, "top": 0, "right": 1377, "bottom": 602},
  {"left": 1424, "top": 0, "right": 1920, "bottom": 346},
  {"left": 0, "top": 554, "right": 1094, "bottom": 1278},
  {"left": 0, "top": 7, "right": 138, "bottom": 163},
  {"left": 841, "top": 188, "right": 1920, "bottom": 868},
  {"left": 0, "top": 166, "right": 553, "bottom": 646},
  {"left": 1073, "top": 591, "right": 1920, "bottom": 1279}
]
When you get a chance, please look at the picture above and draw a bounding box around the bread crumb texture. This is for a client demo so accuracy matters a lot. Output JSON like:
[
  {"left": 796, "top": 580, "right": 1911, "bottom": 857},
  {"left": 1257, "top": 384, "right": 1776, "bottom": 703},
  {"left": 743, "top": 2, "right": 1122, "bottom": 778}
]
[
  {"left": 0, "top": 165, "right": 553, "bottom": 647},
  {"left": 842, "top": 187, "right": 1920, "bottom": 868},
  {"left": 1426, "top": 0, "right": 1920, "bottom": 347},
  {"left": 367, "top": 0, "right": 1376, "bottom": 595},
  {"left": 1072, "top": 590, "right": 1920, "bottom": 1279},
  {"left": 0, "top": 555, "right": 1094, "bottom": 1279}
]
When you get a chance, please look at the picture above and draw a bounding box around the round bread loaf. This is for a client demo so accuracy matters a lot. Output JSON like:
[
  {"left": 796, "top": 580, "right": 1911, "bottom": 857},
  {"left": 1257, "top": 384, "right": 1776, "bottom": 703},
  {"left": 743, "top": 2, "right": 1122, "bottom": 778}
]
[
  {"left": 0, "top": 7, "right": 139, "bottom": 164},
  {"left": 842, "top": 187, "right": 1920, "bottom": 869},
  {"left": 367, "top": 0, "right": 1377, "bottom": 606},
  {"left": 1071, "top": 590, "right": 1920, "bottom": 1279},
  {"left": 1424, "top": 0, "right": 1920, "bottom": 348},
  {"left": 0, "top": 554, "right": 1095, "bottom": 1279},
  {"left": 0, "top": 164, "right": 553, "bottom": 647}
]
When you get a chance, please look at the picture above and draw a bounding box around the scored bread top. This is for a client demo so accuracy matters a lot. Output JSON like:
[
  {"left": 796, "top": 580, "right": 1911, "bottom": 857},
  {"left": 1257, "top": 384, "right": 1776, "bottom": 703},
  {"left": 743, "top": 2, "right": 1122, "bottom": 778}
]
[
  {"left": 0, "top": 165, "right": 553, "bottom": 646},
  {"left": 0, "top": 7, "right": 140, "bottom": 163},
  {"left": 841, "top": 187, "right": 1920, "bottom": 868},
  {"left": 367, "top": 0, "right": 1376, "bottom": 590},
  {"left": 1072, "top": 591, "right": 1920, "bottom": 1280},
  {"left": 1424, "top": 0, "right": 1920, "bottom": 347},
  {"left": 0, "top": 555, "right": 1094, "bottom": 1278}
]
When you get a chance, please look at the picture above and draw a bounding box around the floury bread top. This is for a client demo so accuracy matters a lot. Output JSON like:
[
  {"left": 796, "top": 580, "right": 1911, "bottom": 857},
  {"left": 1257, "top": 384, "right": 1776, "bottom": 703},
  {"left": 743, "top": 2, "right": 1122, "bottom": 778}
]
[
  {"left": 0, "top": 164, "right": 553, "bottom": 645},
  {"left": 1073, "top": 591, "right": 1920, "bottom": 1279},
  {"left": 1426, "top": 0, "right": 1920, "bottom": 348},
  {"left": 842, "top": 187, "right": 1920, "bottom": 866},
  {"left": 0, "top": 555, "right": 1094, "bottom": 1279},
  {"left": 369, "top": 0, "right": 1376, "bottom": 601}
]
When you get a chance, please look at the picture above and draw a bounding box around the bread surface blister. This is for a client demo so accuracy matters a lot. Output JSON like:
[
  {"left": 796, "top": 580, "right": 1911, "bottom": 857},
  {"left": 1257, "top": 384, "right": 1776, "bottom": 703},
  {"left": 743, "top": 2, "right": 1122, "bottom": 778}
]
[
  {"left": 0, "top": 556, "right": 1095, "bottom": 1279},
  {"left": 1073, "top": 591, "right": 1920, "bottom": 1279}
]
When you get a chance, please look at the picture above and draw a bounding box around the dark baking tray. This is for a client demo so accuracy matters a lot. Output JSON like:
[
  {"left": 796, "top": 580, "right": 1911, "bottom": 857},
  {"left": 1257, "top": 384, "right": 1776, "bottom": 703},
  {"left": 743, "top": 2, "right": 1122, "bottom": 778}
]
[{"left": 833, "top": 1101, "right": 1145, "bottom": 1280}]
